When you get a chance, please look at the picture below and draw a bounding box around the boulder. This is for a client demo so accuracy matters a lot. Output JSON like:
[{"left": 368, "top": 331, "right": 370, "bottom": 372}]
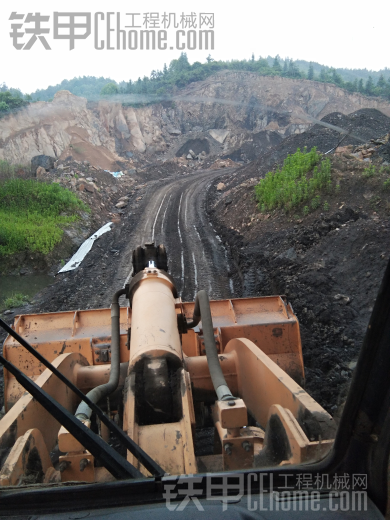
[
  {"left": 216, "top": 182, "right": 226, "bottom": 191},
  {"left": 116, "top": 200, "right": 128, "bottom": 209},
  {"left": 31, "top": 155, "right": 56, "bottom": 174},
  {"left": 167, "top": 126, "right": 181, "bottom": 135},
  {"left": 36, "top": 166, "right": 46, "bottom": 179},
  {"left": 208, "top": 129, "right": 229, "bottom": 144},
  {"left": 276, "top": 248, "right": 297, "bottom": 262}
]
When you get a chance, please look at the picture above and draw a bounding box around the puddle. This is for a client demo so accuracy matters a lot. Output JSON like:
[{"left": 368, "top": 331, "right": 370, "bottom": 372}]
[{"left": 0, "top": 275, "right": 54, "bottom": 310}]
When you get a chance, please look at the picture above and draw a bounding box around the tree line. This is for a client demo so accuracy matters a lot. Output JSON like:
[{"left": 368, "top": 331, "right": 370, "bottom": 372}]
[
  {"left": 101, "top": 53, "right": 390, "bottom": 101},
  {"left": 1, "top": 54, "right": 389, "bottom": 115}
]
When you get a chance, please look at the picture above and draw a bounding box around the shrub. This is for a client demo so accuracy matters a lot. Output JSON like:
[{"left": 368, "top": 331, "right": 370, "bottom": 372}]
[
  {"left": 311, "top": 195, "right": 321, "bottom": 210},
  {"left": 303, "top": 206, "right": 309, "bottom": 216},
  {"left": 254, "top": 147, "right": 332, "bottom": 213},
  {"left": 100, "top": 83, "right": 119, "bottom": 96},
  {"left": 323, "top": 201, "right": 330, "bottom": 211},
  {"left": 3, "top": 292, "right": 29, "bottom": 309},
  {"left": 0, "top": 91, "right": 29, "bottom": 117},
  {"left": 383, "top": 179, "right": 390, "bottom": 191},
  {"left": 0, "top": 178, "right": 88, "bottom": 255},
  {"left": 362, "top": 164, "right": 376, "bottom": 178}
]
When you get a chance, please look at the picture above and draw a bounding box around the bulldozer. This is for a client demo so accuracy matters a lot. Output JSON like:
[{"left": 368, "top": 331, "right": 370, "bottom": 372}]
[
  {"left": 0, "top": 243, "right": 335, "bottom": 483},
  {"left": 0, "top": 243, "right": 389, "bottom": 519}
]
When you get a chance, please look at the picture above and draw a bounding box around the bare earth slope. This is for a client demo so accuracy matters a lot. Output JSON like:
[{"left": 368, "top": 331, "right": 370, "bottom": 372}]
[
  {"left": 1, "top": 73, "right": 390, "bottom": 168},
  {"left": 206, "top": 111, "right": 390, "bottom": 414}
]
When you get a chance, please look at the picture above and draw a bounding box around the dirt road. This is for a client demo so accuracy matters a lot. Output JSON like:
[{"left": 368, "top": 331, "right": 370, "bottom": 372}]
[
  {"left": 24, "top": 168, "right": 237, "bottom": 319},
  {"left": 119, "top": 168, "right": 236, "bottom": 301}
]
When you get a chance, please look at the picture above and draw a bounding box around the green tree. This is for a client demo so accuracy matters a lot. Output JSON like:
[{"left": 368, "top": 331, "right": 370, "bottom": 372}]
[
  {"left": 365, "top": 76, "right": 374, "bottom": 95},
  {"left": 308, "top": 63, "right": 314, "bottom": 80},
  {"left": 273, "top": 55, "right": 282, "bottom": 72},
  {"left": 0, "top": 91, "right": 28, "bottom": 114},
  {"left": 177, "top": 52, "right": 190, "bottom": 70},
  {"left": 377, "top": 74, "right": 386, "bottom": 89},
  {"left": 358, "top": 79, "right": 364, "bottom": 93},
  {"left": 206, "top": 54, "right": 214, "bottom": 63},
  {"left": 376, "top": 74, "right": 388, "bottom": 96},
  {"left": 285, "top": 59, "right": 301, "bottom": 78},
  {"left": 331, "top": 68, "right": 343, "bottom": 86},
  {"left": 100, "top": 82, "right": 119, "bottom": 96},
  {"left": 258, "top": 57, "right": 270, "bottom": 69}
]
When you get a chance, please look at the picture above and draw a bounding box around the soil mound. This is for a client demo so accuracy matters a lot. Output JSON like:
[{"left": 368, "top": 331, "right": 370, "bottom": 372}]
[
  {"left": 241, "top": 109, "right": 390, "bottom": 178},
  {"left": 208, "top": 119, "right": 390, "bottom": 414}
]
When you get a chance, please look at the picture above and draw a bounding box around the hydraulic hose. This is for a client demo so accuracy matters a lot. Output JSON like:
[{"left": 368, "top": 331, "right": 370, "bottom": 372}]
[
  {"left": 188, "top": 290, "right": 234, "bottom": 401},
  {"left": 76, "top": 288, "right": 127, "bottom": 420}
]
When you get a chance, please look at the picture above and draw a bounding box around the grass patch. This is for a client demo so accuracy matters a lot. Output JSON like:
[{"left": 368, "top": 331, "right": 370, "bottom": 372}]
[
  {"left": 255, "top": 147, "right": 332, "bottom": 214},
  {"left": 3, "top": 292, "right": 29, "bottom": 309},
  {"left": 362, "top": 164, "right": 376, "bottom": 178},
  {"left": 0, "top": 178, "right": 89, "bottom": 256}
]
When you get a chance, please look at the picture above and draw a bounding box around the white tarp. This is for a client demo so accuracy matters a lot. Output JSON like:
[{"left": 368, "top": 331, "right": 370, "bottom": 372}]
[
  {"left": 58, "top": 222, "right": 113, "bottom": 273},
  {"left": 104, "top": 170, "right": 124, "bottom": 178}
]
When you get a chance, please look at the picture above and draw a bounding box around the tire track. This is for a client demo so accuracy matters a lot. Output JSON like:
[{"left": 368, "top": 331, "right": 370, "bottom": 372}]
[{"left": 111, "top": 168, "right": 238, "bottom": 302}]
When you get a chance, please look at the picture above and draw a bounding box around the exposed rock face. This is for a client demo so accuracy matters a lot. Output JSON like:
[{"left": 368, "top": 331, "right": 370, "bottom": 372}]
[
  {"left": 1, "top": 73, "right": 390, "bottom": 167},
  {"left": 209, "top": 129, "right": 229, "bottom": 143},
  {"left": 0, "top": 91, "right": 115, "bottom": 168}
]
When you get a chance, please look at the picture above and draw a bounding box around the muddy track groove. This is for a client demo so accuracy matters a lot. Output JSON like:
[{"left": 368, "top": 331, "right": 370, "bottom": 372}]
[{"left": 101, "top": 168, "right": 237, "bottom": 303}]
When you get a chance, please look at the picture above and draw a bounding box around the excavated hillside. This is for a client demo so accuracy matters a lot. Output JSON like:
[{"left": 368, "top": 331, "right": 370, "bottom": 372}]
[{"left": 1, "top": 72, "right": 390, "bottom": 170}]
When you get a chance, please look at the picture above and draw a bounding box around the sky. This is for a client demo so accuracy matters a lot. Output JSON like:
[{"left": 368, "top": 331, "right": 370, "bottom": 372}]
[{"left": 0, "top": 0, "right": 389, "bottom": 94}]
